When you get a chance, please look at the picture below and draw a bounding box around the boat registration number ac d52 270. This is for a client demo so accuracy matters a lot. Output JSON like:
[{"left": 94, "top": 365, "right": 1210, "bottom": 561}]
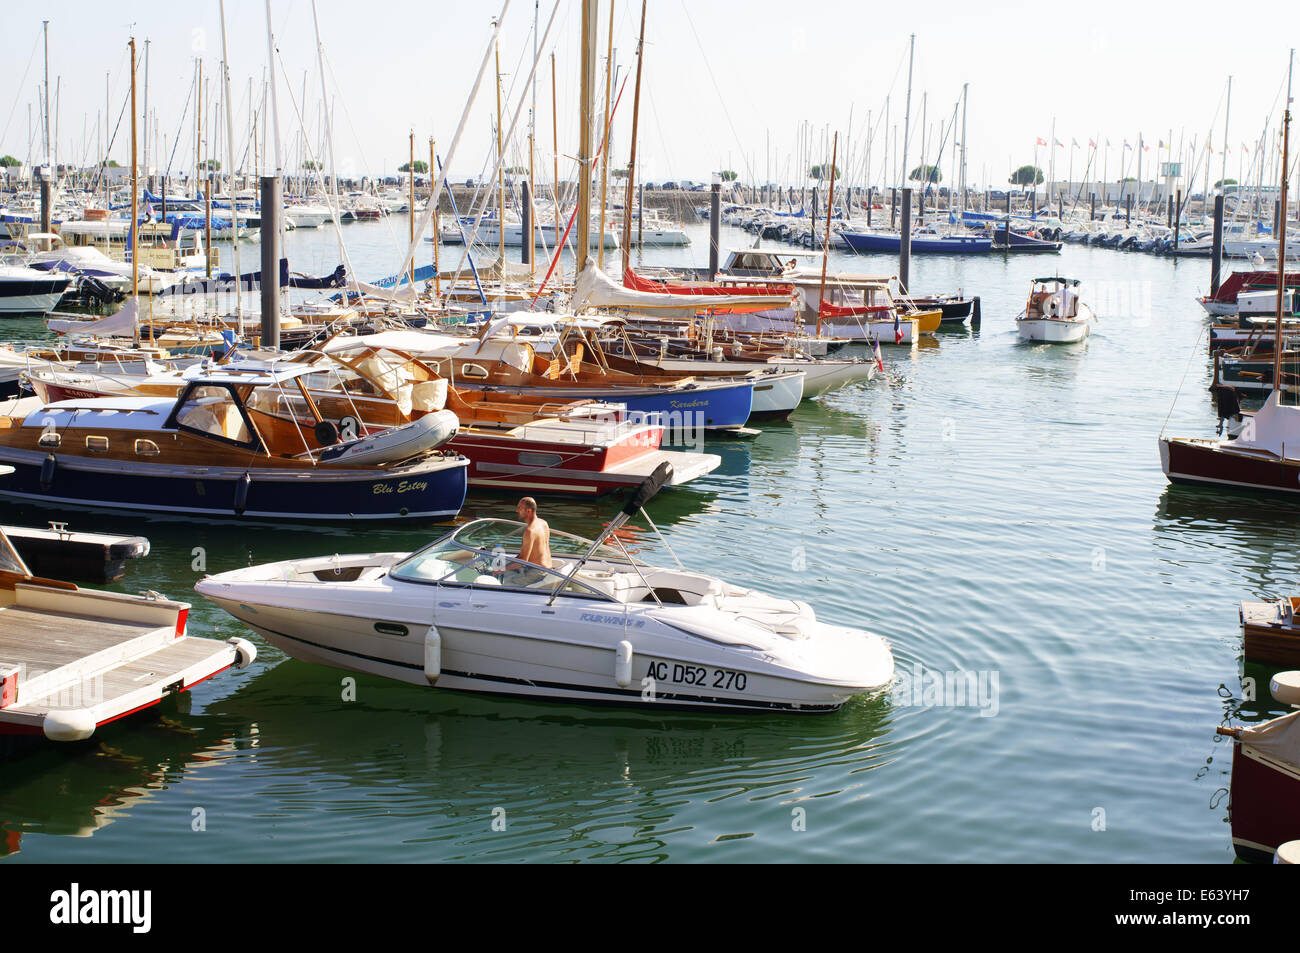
[{"left": 646, "top": 660, "right": 747, "bottom": 691}]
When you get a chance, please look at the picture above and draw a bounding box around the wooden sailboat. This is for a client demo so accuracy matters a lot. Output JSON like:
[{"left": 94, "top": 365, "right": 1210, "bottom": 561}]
[{"left": 1216, "top": 671, "right": 1300, "bottom": 862}]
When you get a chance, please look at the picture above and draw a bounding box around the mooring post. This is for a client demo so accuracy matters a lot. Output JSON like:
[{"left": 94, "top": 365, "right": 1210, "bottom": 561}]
[
  {"left": 1173, "top": 189, "right": 1181, "bottom": 258},
  {"left": 891, "top": 187, "right": 897, "bottom": 229},
  {"left": 204, "top": 176, "right": 213, "bottom": 278},
  {"left": 899, "top": 187, "right": 912, "bottom": 294},
  {"left": 1126, "top": 194, "right": 1132, "bottom": 226},
  {"left": 260, "top": 174, "right": 281, "bottom": 350},
  {"left": 39, "top": 168, "right": 51, "bottom": 236},
  {"left": 708, "top": 175, "right": 721, "bottom": 280},
  {"left": 521, "top": 179, "right": 532, "bottom": 265},
  {"left": 1211, "top": 194, "right": 1224, "bottom": 296}
]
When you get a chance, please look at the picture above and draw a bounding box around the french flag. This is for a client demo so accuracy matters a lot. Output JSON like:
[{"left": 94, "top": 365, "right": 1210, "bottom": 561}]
[
  {"left": 894, "top": 311, "right": 904, "bottom": 344},
  {"left": 872, "top": 336, "right": 884, "bottom": 372}
]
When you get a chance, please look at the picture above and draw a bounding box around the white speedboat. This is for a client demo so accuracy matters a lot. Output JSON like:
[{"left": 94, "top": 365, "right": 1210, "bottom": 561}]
[
  {"left": 1016, "top": 276, "right": 1093, "bottom": 343},
  {"left": 195, "top": 466, "right": 894, "bottom": 712},
  {"left": 0, "top": 261, "right": 72, "bottom": 317}
]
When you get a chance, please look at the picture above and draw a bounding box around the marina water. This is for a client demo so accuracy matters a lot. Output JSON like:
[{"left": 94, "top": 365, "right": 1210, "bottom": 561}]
[{"left": 0, "top": 220, "right": 1284, "bottom": 862}]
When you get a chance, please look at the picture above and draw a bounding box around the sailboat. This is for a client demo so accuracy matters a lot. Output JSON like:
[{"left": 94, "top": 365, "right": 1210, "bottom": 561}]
[{"left": 1161, "top": 55, "right": 1296, "bottom": 492}]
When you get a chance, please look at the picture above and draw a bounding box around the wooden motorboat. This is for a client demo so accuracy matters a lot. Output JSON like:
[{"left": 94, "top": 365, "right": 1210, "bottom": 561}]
[
  {"left": 0, "top": 361, "right": 470, "bottom": 521},
  {"left": 1016, "top": 277, "right": 1093, "bottom": 343},
  {"left": 1216, "top": 671, "right": 1300, "bottom": 862},
  {"left": 1240, "top": 598, "right": 1300, "bottom": 667}
]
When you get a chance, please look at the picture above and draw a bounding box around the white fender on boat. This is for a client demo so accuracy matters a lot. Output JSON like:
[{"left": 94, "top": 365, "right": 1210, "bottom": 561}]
[
  {"left": 315, "top": 409, "right": 459, "bottom": 466},
  {"left": 1269, "top": 671, "right": 1300, "bottom": 707},
  {"left": 43, "top": 708, "right": 96, "bottom": 742},
  {"left": 228, "top": 637, "right": 257, "bottom": 669},
  {"left": 1276, "top": 840, "right": 1300, "bottom": 864},
  {"left": 424, "top": 626, "right": 442, "bottom": 684},
  {"left": 615, "top": 640, "right": 633, "bottom": 688}
]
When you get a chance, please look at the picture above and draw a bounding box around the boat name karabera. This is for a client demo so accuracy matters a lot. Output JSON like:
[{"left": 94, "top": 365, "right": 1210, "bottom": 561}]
[
  {"left": 372, "top": 481, "right": 430, "bottom": 495},
  {"left": 668, "top": 399, "right": 708, "bottom": 410}
]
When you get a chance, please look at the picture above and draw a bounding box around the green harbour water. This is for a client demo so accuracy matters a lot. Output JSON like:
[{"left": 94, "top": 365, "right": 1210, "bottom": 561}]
[{"left": 1, "top": 219, "right": 1292, "bottom": 862}]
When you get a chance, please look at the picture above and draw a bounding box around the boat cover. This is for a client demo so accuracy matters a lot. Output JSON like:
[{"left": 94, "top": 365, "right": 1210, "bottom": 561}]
[
  {"left": 1240, "top": 710, "right": 1300, "bottom": 771},
  {"left": 1233, "top": 391, "right": 1300, "bottom": 459},
  {"left": 572, "top": 264, "right": 787, "bottom": 315}
]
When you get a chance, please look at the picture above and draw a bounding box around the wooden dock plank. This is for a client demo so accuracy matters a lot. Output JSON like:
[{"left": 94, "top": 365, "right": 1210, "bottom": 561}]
[
  {"left": 0, "top": 606, "right": 160, "bottom": 680},
  {"left": 9, "top": 638, "right": 233, "bottom": 716}
]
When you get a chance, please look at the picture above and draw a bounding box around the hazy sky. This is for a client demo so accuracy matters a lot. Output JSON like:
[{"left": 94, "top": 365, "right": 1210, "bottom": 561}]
[{"left": 1, "top": 0, "right": 1295, "bottom": 191}]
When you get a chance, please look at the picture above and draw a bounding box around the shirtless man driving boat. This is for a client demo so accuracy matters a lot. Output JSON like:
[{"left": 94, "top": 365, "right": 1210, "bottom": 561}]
[{"left": 499, "top": 497, "right": 552, "bottom": 586}]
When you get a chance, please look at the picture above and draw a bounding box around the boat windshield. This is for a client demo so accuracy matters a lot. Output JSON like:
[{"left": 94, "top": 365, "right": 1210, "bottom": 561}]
[{"left": 389, "top": 518, "right": 637, "bottom": 597}]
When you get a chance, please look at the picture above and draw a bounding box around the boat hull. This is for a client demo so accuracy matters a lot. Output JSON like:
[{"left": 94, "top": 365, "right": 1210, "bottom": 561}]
[
  {"left": 841, "top": 231, "right": 992, "bottom": 255},
  {"left": 1018, "top": 317, "right": 1089, "bottom": 343},
  {"left": 0, "top": 449, "right": 470, "bottom": 521},
  {"left": 1160, "top": 435, "right": 1300, "bottom": 495},
  {"left": 1228, "top": 736, "right": 1300, "bottom": 863},
  {"left": 457, "top": 379, "right": 754, "bottom": 434},
  {"left": 198, "top": 595, "right": 887, "bottom": 714}
]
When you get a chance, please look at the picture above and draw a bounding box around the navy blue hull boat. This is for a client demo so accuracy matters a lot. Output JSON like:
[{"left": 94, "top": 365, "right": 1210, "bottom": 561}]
[{"left": 0, "top": 362, "right": 469, "bottom": 522}]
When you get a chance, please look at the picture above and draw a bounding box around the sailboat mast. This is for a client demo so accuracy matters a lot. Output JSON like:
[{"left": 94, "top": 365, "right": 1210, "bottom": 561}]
[
  {"left": 596, "top": 0, "right": 614, "bottom": 269},
  {"left": 42, "top": 20, "right": 50, "bottom": 166},
  {"left": 219, "top": 0, "right": 243, "bottom": 328},
  {"left": 1222, "top": 76, "right": 1232, "bottom": 193},
  {"left": 410, "top": 131, "right": 416, "bottom": 285},
  {"left": 816, "top": 132, "right": 838, "bottom": 339},
  {"left": 620, "top": 0, "right": 647, "bottom": 277},
  {"left": 495, "top": 39, "right": 505, "bottom": 265},
  {"left": 530, "top": 0, "right": 538, "bottom": 280},
  {"left": 552, "top": 52, "right": 560, "bottom": 263},
  {"left": 901, "top": 34, "right": 914, "bottom": 190},
  {"left": 960, "top": 83, "right": 968, "bottom": 212},
  {"left": 576, "top": 0, "right": 598, "bottom": 271},
  {"left": 1273, "top": 50, "right": 1293, "bottom": 396},
  {"left": 130, "top": 35, "right": 139, "bottom": 345},
  {"left": 431, "top": 138, "right": 441, "bottom": 299}
]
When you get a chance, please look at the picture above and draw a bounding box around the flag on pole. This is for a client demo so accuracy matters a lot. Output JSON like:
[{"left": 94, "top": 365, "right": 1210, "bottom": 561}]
[
  {"left": 872, "top": 336, "right": 884, "bottom": 372},
  {"left": 1072, "top": 138, "right": 1080, "bottom": 148},
  {"left": 1158, "top": 139, "right": 1165, "bottom": 148},
  {"left": 1106, "top": 139, "right": 1112, "bottom": 147},
  {"left": 1054, "top": 138, "right": 1063, "bottom": 147},
  {"left": 1036, "top": 137, "right": 1047, "bottom": 146},
  {"left": 1123, "top": 140, "right": 1132, "bottom": 150},
  {"left": 1089, "top": 139, "right": 1097, "bottom": 148},
  {"left": 894, "top": 311, "right": 904, "bottom": 344}
]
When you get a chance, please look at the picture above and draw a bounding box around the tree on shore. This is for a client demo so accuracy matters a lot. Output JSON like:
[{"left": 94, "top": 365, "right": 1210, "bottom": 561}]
[
  {"left": 1009, "top": 165, "right": 1043, "bottom": 186},
  {"left": 398, "top": 160, "right": 429, "bottom": 174},
  {"left": 718, "top": 169, "right": 738, "bottom": 182},
  {"left": 909, "top": 164, "right": 942, "bottom": 184},
  {"left": 808, "top": 164, "right": 840, "bottom": 181}
]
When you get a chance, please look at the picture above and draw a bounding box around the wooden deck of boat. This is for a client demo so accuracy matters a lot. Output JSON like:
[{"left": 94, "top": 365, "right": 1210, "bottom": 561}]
[
  {"left": 0, "top": 606, "right": 159, "bottom": 681},
  {"left": 14, "top": 638, "right": 228, "bottom": 716},
  {"left": 1240, "top": 600, "right": 1300, "bottom": 668}
]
